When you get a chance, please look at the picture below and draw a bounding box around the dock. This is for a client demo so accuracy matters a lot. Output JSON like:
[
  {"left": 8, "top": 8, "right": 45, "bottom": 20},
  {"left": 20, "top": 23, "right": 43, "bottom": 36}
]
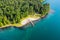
[{"left": 28, "top": 19, "right": 34, "bottom": 26}]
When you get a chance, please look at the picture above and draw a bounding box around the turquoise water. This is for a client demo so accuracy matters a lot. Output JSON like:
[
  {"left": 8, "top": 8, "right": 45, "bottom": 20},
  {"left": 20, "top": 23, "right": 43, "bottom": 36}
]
[{"left": 0, "top": 0, "right": 60, "bottom": 40}]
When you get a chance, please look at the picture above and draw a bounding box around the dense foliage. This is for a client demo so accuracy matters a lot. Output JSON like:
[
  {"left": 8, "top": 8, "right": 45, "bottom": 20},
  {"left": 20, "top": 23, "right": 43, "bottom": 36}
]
[{"left": 0, "top": 0, "right": 50, "bottom": 26}]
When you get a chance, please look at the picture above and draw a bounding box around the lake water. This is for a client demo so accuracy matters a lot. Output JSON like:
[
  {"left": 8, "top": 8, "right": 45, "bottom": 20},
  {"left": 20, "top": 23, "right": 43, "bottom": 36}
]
[{"left": 0, "top": 0, "right": 60, "bottom": 40}]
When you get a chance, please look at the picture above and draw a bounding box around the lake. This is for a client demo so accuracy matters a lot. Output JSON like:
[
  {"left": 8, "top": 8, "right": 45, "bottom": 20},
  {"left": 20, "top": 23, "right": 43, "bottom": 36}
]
[{"left": 0, "top": 0, "right": 60, "bottom": 40}]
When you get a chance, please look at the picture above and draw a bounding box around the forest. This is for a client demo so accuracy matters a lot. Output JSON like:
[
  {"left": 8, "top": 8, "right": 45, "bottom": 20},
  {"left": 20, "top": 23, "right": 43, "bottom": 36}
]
[{"left": 0, "top": 0, "right": 50, "bottom": 26}]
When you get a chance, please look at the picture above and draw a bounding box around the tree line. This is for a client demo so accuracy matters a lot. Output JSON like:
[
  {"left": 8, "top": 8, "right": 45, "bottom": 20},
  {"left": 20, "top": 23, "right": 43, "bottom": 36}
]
[{"left": 0, "top": 0, "right": 50, "bottom": 26}]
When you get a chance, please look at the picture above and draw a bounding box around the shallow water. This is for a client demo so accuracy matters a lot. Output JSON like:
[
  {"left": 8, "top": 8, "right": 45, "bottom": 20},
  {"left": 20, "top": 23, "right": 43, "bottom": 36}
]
[{"left": 0, "top": 0, "right": 60, "bottom": 40}]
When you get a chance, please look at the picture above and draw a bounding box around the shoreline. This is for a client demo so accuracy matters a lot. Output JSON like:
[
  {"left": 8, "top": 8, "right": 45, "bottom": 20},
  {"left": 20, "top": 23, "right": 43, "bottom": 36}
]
[{"left": 0, "top": 14, "right": 41, "bottom": 29}]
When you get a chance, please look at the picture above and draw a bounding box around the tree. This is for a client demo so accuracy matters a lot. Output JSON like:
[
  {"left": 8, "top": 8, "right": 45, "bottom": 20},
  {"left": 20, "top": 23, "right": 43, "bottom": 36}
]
[
  {"left": 0, "top": 22, "right": 3, "bottom": 27},
  {"left": 0, "top": 0, "right": 50, "bottom": 26}
]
